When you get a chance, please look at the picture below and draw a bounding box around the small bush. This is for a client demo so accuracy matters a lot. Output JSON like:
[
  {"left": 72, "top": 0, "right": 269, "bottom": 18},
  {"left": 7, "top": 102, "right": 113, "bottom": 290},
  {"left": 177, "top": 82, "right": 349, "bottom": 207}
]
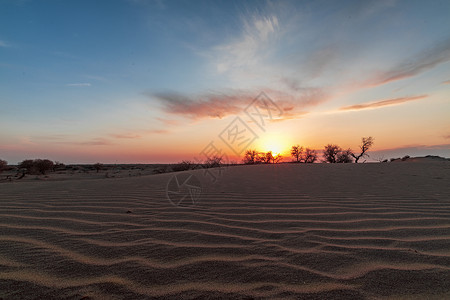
[
  {"left": 18, "top": 159, "right": 54, "bottom": 175},
  {"left": 205, "top": 156, "right": 223, "bottom": 168},
  {"left": 172, "top": 160, "right": 195, "bottom": 172},
  {"left": 93, "top": 163, "right": 103, "bottom": 173},
  {"left": 0, "top": 159, "right": 7, "bottom": 174}
]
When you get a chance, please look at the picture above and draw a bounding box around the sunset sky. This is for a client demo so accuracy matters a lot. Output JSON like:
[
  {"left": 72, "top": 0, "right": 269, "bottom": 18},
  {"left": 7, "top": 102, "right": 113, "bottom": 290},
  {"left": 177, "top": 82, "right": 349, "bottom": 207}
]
[{"left": 1, "top": 0, "right": 449, "bottom": 163}]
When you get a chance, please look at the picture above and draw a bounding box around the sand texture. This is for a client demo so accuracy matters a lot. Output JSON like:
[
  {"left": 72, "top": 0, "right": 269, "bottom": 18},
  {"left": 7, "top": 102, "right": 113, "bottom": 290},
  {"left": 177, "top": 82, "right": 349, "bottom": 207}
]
[{"left": 1, "top": 162, "right": 450, "bottom": 299}]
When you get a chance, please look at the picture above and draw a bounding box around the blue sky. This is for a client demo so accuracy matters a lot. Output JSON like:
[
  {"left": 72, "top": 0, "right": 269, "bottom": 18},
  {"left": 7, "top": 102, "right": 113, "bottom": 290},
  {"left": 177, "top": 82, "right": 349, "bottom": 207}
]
[{"left": 1, "top": 0, "right": 449, "bottom": 163}]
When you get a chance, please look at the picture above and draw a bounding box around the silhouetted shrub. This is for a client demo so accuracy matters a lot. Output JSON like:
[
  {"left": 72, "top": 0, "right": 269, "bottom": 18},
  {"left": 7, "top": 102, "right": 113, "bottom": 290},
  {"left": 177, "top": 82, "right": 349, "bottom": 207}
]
[
  {"left": 18, "top": 159, "right": 54, "bottom": 175},
  {"left": 54, "top": 161, "right": 66, "bottom": 171},
  {"left": 18, "top": 159, "right": 34, "bottom": 172},
  {"left": 34, "top": 159, "right": 54, "bottom": 175},
  {"left": 0, "top": 159, "right": 7, "bottom": 174},
  {"left": 336, "top": 149, "right": 353, "bottom": 163},
  {"left": 243, "top": 150, "right": 259, "bottom": 164},
  {"left": 205, "top": 155, "right": 223, "bottom": 168},
  {"left": 402, "top": 155, "right": 410, "bottom": 161},
  {"left": 93, "top": 163, "right": 103, "bottom": 173},
  {"left": 153, "top": 166, "right": 168, "bottom": 174},
  {"left": 172, "top": 160, "right": 195, "bottom": 172}
]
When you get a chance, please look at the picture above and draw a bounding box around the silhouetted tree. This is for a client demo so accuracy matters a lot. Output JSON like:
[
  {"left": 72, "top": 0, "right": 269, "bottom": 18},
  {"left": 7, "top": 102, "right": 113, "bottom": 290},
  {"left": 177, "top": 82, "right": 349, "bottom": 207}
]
[
  {"left": 290, "top": 145, "right": 303, "bottom": 162},
  {"left": 93, "top": 163, "right": 103, "bottom": 173},
  {"left": 351, "top": 137, "right": 374, "bottom": 163},
  {"left": 265, "top": 151, "right": 274, "bottom": 164},
  {"left": 0, "top": 159, "right": 7, "bottom": 174},
  {"left": 323, "top": 144, "right": 341, "bottom": 163},
  {"left": 18, "top": 159, "right": 34, "bottom": 173},
  {"left": 273, "top": 154, "right": 283, "bottom": 164},
  {"left": 336, "top": 149, "right": 353, "bottom": 163},
  {"left": 34, "top": 159, "right": 54, "bottom": 175},
  {"left": 243, "top": 149, "right": 259, "bottom": 164},
  {"left": 303, "top": 148, "right": 317, "bottom": 163},
  {"left": 18, "top": 159, "right": 54, "bottom": 175}
]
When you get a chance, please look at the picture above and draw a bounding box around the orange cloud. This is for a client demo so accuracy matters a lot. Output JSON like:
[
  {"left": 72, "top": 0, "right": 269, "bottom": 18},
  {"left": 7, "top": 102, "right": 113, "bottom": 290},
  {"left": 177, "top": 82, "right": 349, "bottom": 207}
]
[
  {"left": 364, "top": 38, "right": 450, "bottom": 87},
  {"left": 110, "top": 133, "right": 142, "bottom": 139},
  {"left": 340, "top": 95, "right": 427, "bottom": 111},
  {"left": 151, "top": 88, "right": 328, "bottom": 121}
]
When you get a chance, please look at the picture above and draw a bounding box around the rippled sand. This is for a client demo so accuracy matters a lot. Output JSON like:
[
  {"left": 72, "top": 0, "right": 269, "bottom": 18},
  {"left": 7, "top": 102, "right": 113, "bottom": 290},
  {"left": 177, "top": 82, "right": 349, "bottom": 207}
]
[{"left": 1, "top": 162, "right": 449, "bottom": 299}]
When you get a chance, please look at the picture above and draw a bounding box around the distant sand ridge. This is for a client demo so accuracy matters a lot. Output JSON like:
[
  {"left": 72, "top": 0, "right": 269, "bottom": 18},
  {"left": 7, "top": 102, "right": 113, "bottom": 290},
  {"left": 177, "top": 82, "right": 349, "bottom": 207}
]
[{"left": 0, "top": 162, "right": 449, "bottom": 299}]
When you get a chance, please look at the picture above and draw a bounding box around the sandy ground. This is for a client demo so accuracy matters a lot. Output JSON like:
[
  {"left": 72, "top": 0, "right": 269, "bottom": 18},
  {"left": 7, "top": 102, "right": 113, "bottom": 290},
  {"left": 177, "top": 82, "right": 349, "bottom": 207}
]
[{"left": 0, "top": 161, "right": 449, "bottom": 299}]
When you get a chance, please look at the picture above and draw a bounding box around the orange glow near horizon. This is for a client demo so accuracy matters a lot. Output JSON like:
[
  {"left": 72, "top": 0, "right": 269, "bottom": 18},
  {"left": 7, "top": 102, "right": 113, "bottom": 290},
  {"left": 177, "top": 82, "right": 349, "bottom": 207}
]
[{"left": 256, "top": 134, "right": 292, "bottom": 156}]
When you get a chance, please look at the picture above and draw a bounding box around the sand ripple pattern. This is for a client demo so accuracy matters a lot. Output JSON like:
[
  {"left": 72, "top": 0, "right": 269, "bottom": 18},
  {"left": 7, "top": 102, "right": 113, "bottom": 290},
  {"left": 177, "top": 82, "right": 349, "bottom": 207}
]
[{"left": 1, "top": 163, "right": 450, "bottom": 299}]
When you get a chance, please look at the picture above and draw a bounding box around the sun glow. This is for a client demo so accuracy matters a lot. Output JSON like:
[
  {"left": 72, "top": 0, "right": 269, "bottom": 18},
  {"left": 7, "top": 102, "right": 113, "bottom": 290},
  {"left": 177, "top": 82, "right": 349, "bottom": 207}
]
[{"left": 258, "top": 135, "right": 290, "bottom": 156}]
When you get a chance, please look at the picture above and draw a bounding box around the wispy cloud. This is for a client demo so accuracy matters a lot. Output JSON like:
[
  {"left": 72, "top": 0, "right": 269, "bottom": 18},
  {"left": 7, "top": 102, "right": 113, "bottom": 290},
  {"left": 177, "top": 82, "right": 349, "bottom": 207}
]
[
  {"left": 340, "top": 95, "right": 427, "bottom": 111},
  {"left": 66, "top": 83, "right": 91, "bottom": 87},
  {"left": 212, "top": 15, "right": 279, "bottom": 75},
  {"left": 110, "top": 133, "right": 142, "bottom": 139},
  {"left": 0, "top": 40, "right": 11, "bottom": 47},
  {"left": 442, "top": 80, "right": 450, "bottom": 85},
  {"left": 146, "top": 129, "right": 169, "bottom": 134},
  {"left": 31, "top": 134, "right": 71, "bottom": 141},
  {"left": 152, "top": 88, "right": 327, "bottom": 121},
  {"left": 75, "top": 138, "right": 113, "bottom": 146},
  {"left": 365, "top": 38, "right": 450, "bottom": 87},
  {"left": 153, "top": 91, "right": 246, "bottom": 119}
]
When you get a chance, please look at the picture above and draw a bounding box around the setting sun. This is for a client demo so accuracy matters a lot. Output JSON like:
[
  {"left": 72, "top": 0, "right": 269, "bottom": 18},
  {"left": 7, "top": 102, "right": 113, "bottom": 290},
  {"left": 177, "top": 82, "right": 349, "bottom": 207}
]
[{"left": 258, "top": 134, "right": 290, "bottom": 156}]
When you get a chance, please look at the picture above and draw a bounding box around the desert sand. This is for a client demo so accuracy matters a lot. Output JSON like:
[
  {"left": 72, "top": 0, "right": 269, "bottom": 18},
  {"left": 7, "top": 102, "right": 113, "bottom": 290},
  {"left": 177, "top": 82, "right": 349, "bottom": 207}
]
[{"left": 0, "top": 161, "right": 449, "bottom": 299}]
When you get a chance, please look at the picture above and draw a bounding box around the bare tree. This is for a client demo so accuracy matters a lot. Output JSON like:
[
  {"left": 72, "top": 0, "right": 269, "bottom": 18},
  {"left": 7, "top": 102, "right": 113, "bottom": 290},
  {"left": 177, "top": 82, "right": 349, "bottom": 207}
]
[
  {"left": 290, "top": 145, "right": 303, "bottom": 162},
  {"left": 323, "top": 144, "right": 341, "bottom": 163},
  {"left": 351, "top": 137, "right": 374, "bottom": 163},
  {"left": 303, "top": 148, "right": 317, "bottom": 163},
  {"left": 0, "top": 159, "right": 7, "bottom": 174},
  {"left": 336, "top": 149, "right": 353, "bottom": 163},
  {"left": 243, "top": 149, "right": 259, "bottom": 164}
]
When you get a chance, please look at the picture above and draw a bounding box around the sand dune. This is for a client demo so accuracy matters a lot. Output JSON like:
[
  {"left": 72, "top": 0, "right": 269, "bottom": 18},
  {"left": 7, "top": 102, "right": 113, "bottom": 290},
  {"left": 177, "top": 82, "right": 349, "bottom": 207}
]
[{"left": 1, "top": 162, "right": 449, "bottom": 299}]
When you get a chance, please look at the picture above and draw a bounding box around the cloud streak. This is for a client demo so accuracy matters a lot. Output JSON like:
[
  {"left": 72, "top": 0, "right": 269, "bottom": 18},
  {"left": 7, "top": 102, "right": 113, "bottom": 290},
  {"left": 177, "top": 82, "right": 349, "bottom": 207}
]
[
  {"left": 0, "top": 40, "right": 11, "bottom": 47},
  {"left": 152, "top": 88, "right": 328, "bottom": 121},
  {"left": 340, "top": 95, "right": 427, "bottom": 111},
  {"left": 110, "top": 133, "right": 142, "bottom": 139},
  {"left": 365, "top": 38, "right": 450, "bottom": 87},
  {"left": 73, "top": 138, "right": 113, "bottom": 146},
  {"left": 66, "top": 83, "right": 91, "bottom": 87}
]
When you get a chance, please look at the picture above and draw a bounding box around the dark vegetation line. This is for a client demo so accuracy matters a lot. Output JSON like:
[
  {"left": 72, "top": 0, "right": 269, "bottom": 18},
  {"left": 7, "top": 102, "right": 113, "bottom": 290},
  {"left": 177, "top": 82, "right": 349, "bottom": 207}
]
[{"left": 0, "top": 136, "right": 447, "bottom": 181}]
